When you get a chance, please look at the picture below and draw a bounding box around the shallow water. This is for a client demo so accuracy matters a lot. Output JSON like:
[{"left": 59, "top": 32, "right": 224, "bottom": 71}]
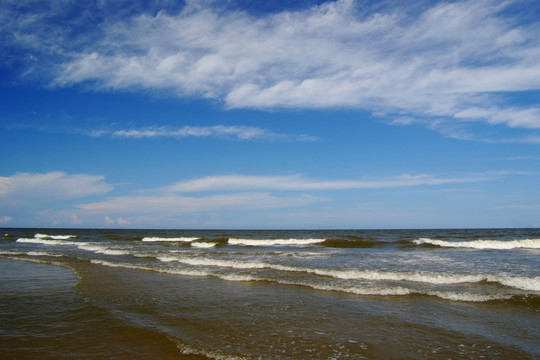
[{"left": 1, "top": 228, "right": 539, "bottom": 359}]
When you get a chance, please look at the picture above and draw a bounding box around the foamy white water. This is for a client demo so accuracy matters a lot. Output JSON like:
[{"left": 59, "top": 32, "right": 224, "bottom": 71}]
[
  {"left": 16, "top": 238, "right": 78, "bottom": 246},
  {"left": 35, "top": 233, "right": 76, "bottom": 240},
  {"left": 413, "top": 237, "right": 540, "bottom": 249},
  {"left": 191, "top": 242, "right": 218, "bottom": 248},
  {"left": 228, "top": 238, "right": 326, "bottom": 246},
  {"left": 141, "top": 237, "right": 200, "bottom": 242}
]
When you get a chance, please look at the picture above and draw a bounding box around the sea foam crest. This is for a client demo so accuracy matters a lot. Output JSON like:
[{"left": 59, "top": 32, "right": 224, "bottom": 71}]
[
  {"left": 426, "top": 291, "right": 512, "bottom": 302},
  {"left": 16, "top": 238, "right": 130, "bottom": 256},
  {"left": 494, "top": 275, "right": 540, "bottom": 291},
  {"left": 191, "top": 242, "right": 217, "bottom": 248},
  {"left": 168, "top": 257, "right": 269, "bottom": 269},
  {"left": 413, "top": 238, "right": 540, "bottom": 249},
  {"left": 228, "top": 238, "right": 326, "bottom": 246},
  {"left": 16, "top": 238, "right": 77, "bottom": 246},
  {"left": 90, "top": 259, "right": 210, "bottom": 277},
  {"left": 162, "top": 256, "right": 540, "bottom": 291},
  {"left": 274, "top": 279, "right": 512, "bottom": 302},
  {"left": 76, "top": 243, "right": 130, "bottom": 256},
  {"left": 27, "top": 251, "right": 63, "bottom": 257},
  {"left": 141, "top": 237, "right": 200, "bottom": 242},
  {"left": 35, "top": 233, "right": 76, "bottom": 240}
]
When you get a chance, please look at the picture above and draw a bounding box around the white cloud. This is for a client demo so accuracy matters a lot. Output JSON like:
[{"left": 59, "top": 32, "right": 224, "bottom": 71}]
[
  {"left": 68, "top": 172, "right": 498, "bottom": 227},
  {"left": 0, "top": 171, "right": 113, "bottom": 204},
  {"left": 3, "top": 0, "right": 539, "bottom": 138},
  {"left": 71, "top": 213, "right": 82, "bottom": 224},
  {"left": 104, "top": 215, "right": 130, "bottom": 226},
  {"left": 159, "top": 173, "right": 492, "bottom": 192},
  {"left": 38, "top": 0, "right": 539, "bottom": 134},
  {"left": 77, "top": 192, "right": 324, "bottom": 214},
  {"left": 0, "top": 215, "right": 13, "bottom": 224},
  {"left": 90, "top": 125, "right": 316, "bottom": 141},
  {"left": 25, "top": 171, "right": 499, "bottom": 227},
  {"left": 455, "top": 107, "right": 540, "bottom": 129}
]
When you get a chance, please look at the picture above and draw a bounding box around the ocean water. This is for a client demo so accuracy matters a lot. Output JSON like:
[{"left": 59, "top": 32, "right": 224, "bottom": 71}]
[{"left": 0, "top": 228, "right": 538, "bottom": 359}]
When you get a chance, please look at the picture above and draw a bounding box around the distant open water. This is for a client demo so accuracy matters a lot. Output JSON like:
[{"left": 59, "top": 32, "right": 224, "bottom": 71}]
[{"left": 1, "top": 228, "right": 539, "bottom": 359}]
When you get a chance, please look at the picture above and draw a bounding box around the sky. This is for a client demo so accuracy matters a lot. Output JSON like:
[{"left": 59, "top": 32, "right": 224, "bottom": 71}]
[{"left": 1, "top": 0, "right": 540, "bottom": 229}]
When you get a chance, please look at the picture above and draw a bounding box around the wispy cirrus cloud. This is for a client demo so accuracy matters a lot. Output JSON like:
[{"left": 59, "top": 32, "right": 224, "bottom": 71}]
[
  {"left": 68, "top": 172, "right": 497, "bottom": 227},
  {"left": 90, "top": 125, "right": 317, "bottom": 141},
  {"left": 3, "top": 0, "right": 540, "bottom": 139},
  {"left": 76, "top": 192, "right": 324, "bottom": 214},
  {"left": 4, "top": 170, "right": 511, "bottom": 227},
  {"left": 158, "top": 173, "right": 494, "bottom": 193}
]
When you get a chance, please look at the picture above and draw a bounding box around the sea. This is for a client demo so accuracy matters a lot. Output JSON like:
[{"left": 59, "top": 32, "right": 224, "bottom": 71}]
[{"left": 0, "top": 228, "right": 538, "bottom": 359}]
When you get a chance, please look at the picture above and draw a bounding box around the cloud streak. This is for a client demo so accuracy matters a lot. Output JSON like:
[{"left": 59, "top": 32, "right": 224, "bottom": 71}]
[
  {"left": 70, "top": 172, "right": 495, "bottom": 226},
  {"left": 90, "top": 125, "right": 317, "bottom": 141},
  {"left": 1, "top": 171, "right": 501, "bottom": 227},
  {"left": 76, "top": 192, "right": 324, "bottom": 214},
  {"left": 159, "top": 173, "right": 493, "bottom": 192}
]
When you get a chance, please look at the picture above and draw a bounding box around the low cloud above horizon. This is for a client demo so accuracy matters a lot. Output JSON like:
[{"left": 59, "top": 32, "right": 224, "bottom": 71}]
[{"left": 0, "top": 170, "right": 517, "bottom": 228}]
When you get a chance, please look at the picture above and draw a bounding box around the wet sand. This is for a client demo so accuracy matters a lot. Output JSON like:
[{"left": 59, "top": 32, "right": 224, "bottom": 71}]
[{"left": 0, "top": 258, "right": 187, "bottom": 360}]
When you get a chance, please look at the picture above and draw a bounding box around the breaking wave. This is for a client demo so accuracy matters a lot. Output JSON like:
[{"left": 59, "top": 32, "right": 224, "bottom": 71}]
[
  {"left": 228, "top": 238, "right": 326, "bottom": 246},
  {"left": 35, "top": 233, "right": 77, "bottom": 240},
  {"left": 88, "top": 259, "right": 519, "bottom": 303},
  {"left": 156, "top": 256, "right": 540, "bottom": 291},
  {"left": 413, "top": 238, "right": 540, "bottom": 250},
  {"left": 141, "top": 237, "right": 200, "bottom": 242},
  {"left": 191, "top": 242, "right": 218, "bottom": 248}
]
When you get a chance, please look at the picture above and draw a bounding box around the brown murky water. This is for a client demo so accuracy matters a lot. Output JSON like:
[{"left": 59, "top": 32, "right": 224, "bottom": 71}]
[{"left": 1, "top": 228, "right": 539, "bottom": 359}]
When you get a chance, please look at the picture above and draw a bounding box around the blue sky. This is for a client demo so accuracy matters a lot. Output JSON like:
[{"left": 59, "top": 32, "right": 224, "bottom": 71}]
[{"left": 1, "top": 0, "right": 539, "bottom": 229}]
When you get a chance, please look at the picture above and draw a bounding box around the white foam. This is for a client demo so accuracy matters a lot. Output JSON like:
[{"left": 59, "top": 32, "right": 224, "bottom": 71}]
[
  {"left": 159, "top": 256, "right": 540, "bottom": 292},
  {"left": 0, "top": 250, "right": 25, "bottom": 255},
  {"left": 90, "top": 259, "right": 210, "bottom": 277},
  {"left": 27, "top": 251, "right": 63, "bottom": 257},
  {"left": 305, "top": 268, "right": 487, "bottom": 285},
  {"left": 228, "top": 238, "right": 326, "bottom": 246},
  {"left": 156, "top": 255, "right": 178, "bottom": 262},
  {"left": 219, "top": 274, "right": 260, "bottom": 282},
  {"left": 494, "top": 275, "right": 540, "bottom": 291},
  {"left": 141, "top": 237, "right": 199, "bottom": 242},
  {"left": 171, "top": 257, "right": 269, "bottom": 269},
  {"left": 272, "top": 279, "right": 512, "bottom": 302},
  {"left": 35, "top": 233, "right": 76, "bottom": 240},
  {"left": 17, "top": 238, "right": 131, "bottom": 256},
  {"left": 303, "top": 282, "right": 412, "bottom": 296},
  {"left": 76, "top": 243, "right": 130, "bottom": 256},
  {"left": 17, "top": 238, "right": 75, "bottom": 246},
  {"left": 426, "top": 291, "right": 512, "bottom": 302},
  {"left": 161, "top": 256, "right": 476, "bottom": 284},
  {"left": 413, "top": 237, "right": 540, "bottom": 249},
  {"left": 191, "top": 242, "right": 217, "bottom": 248},
  {"left": 89, "top": 259, "right": 524, "bottom": 303}
]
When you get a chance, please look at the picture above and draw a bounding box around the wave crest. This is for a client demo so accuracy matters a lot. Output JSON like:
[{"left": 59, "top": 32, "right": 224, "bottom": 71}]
[
  {"left": 141, "top": 237, "right": 200, "bottom": 242},
  {"left": 228, "top": 238, "right": 326, "bottom": 246},
  {"left": 413, "top": 238, "right": 540, "bottom": 250}
]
